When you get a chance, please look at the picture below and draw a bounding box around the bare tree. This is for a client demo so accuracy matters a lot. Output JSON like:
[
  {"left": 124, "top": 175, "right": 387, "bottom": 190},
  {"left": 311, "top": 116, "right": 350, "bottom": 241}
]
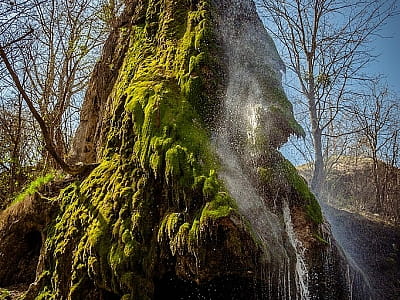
[
  {"left": 0, "top": 94, "right": 29, "bottom": 205},
  {"left": 258, "top": 0, "right": 398, "bottom": 195},
  {"left": 352, "top": 81, "right": 399, "bottom": 212},
  {"left": 0, "top": 0, "right": 108, "bottom": 174},
  {"left": 21, "top": 0, "right": 106, "bottom": 167},
  {"left": 97, "top": 0, "right": 125, "bottom": 29}
]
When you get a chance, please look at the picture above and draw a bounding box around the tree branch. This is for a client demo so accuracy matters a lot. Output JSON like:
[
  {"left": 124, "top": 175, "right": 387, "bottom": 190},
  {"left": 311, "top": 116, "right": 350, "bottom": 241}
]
[{"left": 0, "top": 45, "right": 82, "bottom": 175}]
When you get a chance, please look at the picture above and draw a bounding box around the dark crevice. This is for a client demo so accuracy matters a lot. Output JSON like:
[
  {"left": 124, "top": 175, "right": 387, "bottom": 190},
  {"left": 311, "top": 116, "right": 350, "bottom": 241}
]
[
  {"left": 154, "top": 273, "right": 266, "bottom": 300},
  {"left": 0, "top": 229, "right": 42, "bottom": 288}
]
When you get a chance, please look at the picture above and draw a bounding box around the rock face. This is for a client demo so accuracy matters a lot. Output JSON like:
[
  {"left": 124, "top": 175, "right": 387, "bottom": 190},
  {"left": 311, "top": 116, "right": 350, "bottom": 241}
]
[
  {"left": 323, "top": 204, "right": 400, "bottom": 300},
  {"left": 0, "top": 0, "right": 354, "bottom": 299}
]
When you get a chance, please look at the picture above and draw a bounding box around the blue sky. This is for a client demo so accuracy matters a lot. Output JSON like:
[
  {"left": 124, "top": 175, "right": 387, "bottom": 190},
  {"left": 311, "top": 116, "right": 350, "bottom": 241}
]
[
  {"left": 264, "top": 8, "right": 400, "bottom": 166},
  {"left": 370, "top": 14, "right": 400, "bottom": 93}
]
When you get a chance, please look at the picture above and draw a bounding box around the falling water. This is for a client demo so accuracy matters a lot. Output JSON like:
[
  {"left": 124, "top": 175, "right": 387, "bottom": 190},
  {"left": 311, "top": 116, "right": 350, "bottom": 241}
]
[
  {"left": 283, "top": 201, "right": 310, "bottom": 299},
  {"left": 213, "top": 1, "right": 312, "bottom": 298},
  {"left": 213, "top": 86, "right": 312, "bottom": 298},
  {"left": 215, "top": 131, "right": 286, "bottom": 258},
  {"left": 211, "top": 0, "right": 377, "bottom": 299},
  {"left": 214, "top": 128, "right": 294, "bottom": 298},
  {"left": 321, "top": 205, "right": 375, "bottom": 299}
]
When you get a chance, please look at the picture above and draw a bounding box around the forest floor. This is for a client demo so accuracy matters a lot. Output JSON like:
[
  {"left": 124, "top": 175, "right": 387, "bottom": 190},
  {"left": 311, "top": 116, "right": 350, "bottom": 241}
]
[{"left": 322, "top": 203, "right": 400, "bottom": 299}]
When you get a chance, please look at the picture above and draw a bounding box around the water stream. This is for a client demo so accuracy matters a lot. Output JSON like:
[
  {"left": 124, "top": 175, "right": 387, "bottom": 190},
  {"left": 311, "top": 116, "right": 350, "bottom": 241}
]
[{"left": 283, "top": 201, "right": 310, "bottom": 299}]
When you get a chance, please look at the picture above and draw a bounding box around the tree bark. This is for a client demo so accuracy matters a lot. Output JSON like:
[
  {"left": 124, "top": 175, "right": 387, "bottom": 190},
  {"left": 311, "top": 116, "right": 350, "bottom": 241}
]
[{"left": 306, "top": 79, "right": 325, "bottom": 195}]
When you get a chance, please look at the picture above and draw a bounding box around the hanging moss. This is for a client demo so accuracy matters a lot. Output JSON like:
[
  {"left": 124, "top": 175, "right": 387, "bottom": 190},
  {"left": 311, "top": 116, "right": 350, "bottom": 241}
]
[
  {"left": 0, "top": 289, "right": 10, "bottom": 300},
  {"left": 257, "top": 156, "right": 323, "bottom": 225},
  {"left": 280, "top": 159, "right": 323, "bottom": 224},
  {"left": 32, "top": 1, "right": 253, "bottom": 298}
]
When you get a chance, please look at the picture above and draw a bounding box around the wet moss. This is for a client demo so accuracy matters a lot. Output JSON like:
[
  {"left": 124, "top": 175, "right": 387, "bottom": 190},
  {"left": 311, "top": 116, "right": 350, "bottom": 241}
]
[
  {"left": 34, "top": 287, "right": 55, "bottom": 300},
  {"left": 313, "top": 233, "right": 329, "bottom": 244},
  {"left": 0, "top": 289, "right": 10, "bottom": 300},
  {"left": 258, "top": 157, "right": 323, "bottom": 225},
  {"left": 268, "top": 87, "right": 305, "bottom": 138},
  {"left": 200, "top": 192, "right": 236, "bottom": 221},
  {"left": 281, "top": 160, "right": 323, "bottom": 224},
  {"left": 202, "top": 170, "right": 219, "bottom": 198}
]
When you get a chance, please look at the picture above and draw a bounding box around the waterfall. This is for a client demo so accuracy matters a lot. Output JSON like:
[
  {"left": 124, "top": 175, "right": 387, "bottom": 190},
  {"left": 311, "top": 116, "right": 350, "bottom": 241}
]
[
  {"left": 214, "top": 127, "right": 288, "bottom": 263},
  {"left": 283, "top": 201, "right": 310, "bottom": 299},
  {"left": 214, "top": 129, "right": 294, "bottom": 298},
  {"left": 212, "top": 56, "right": 311, "bottom": 298},
  {"left": 210, "top": 1, "right": 377, "bottom": 299},
  {"left": 212, "top": 1, "right": 312, "bottom": 298}
]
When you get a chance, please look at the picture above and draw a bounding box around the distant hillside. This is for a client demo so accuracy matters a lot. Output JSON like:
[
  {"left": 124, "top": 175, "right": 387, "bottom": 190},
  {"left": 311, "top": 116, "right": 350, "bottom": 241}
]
[{"left": 298, "top": 156, "right": 400, "bottom": 225}]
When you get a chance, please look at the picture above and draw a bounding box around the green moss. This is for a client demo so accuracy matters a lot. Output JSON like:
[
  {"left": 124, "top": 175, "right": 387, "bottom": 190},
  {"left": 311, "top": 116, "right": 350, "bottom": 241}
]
[
  {"left": 0, "top": 289, "right": 10, "bottom": 300},
  {"left": 257, "top": 167, "right": 274, "bottom": 183},
  {"left": 34, "top": 287, "right": 56, "bottom": 300},
  {"left": 202, "top": 169, "right": 219, "bottom": 198},
  {"left": 158, "top": 212, "right": 182, "bottom": 242},
  {"left": 11, "top": 173, "right": 54, "bottom": 205},
  {"left": 200, "top": 191, "right": 236, "bottom": 222},
  {"left": 258, "top": 157, "right": 323, "bottom": 225},
  {"left": 171, "top": 222, "right": 190, "bottom": 255},
  {"left": 165, "top": 145, "right": 191, "bottom": 182},
  {"left": 269, "top": 104, "right": 305, "bottom": 138},
  {"left": 268, "top": 83, "right": 305, "bottom": 138},
  {"left": 35, "top": 1, "right": 245, "bottom": 298},
  {"left": 281, "top": 159, "right": 323, "bottom": 224},
  {"left": 313, "top": 233, "right": 329, "bottom": 244},
  {"left": 188, "top": 220, "right": 200, "bottom": 245}
]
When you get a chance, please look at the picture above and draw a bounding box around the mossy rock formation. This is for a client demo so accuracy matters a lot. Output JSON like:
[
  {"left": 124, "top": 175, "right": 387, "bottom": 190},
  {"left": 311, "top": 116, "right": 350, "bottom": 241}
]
[{"left": 0, "top": 0, "right": 352, "bottom": 299}]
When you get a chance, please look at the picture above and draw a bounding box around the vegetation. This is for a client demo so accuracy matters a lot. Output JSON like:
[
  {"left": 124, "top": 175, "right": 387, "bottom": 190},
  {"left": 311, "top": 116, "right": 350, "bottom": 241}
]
[
  {"left": 258, "top": 155, "right": 323, "bottom": 225},
  {"left": 0, "top": 289, "right": 10, "bottom": 300},
  {"left": 0, "top": 0, "right": 114, "bottom": 200},
  {"left": 11, "top": 173, "right": 54, "bottom": 206},
  {"left": 0, "top": 0, "right": 347, "bottom": 298},
  {"left": 28, "top": 1, "right": 257, "bottom": 298}
]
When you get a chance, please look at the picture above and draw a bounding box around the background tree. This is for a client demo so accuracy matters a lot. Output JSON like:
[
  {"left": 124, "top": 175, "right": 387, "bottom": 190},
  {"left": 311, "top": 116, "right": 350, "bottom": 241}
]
[
  {"left": 258, "top": 0, "right": 398, "bottom": 195},
  {"left": 18, "top": 0, "right": 106, "bottom": 167},
  {"left": 352, "top": 80, "right": 399, "bottom": 212},
  {"left": 0, "top": 90, "right": 39, "bottom": 208},
  {"left": 0, "top": 0, "right": 122, "bottom": 205}
]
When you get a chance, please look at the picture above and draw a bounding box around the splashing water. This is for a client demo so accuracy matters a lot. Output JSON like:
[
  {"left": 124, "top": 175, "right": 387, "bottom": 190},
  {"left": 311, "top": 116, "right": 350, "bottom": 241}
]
[
  {"left": 214, "top": 128, "right": 288, "bottom": 263},
  {"left": 283, "top": 201, "right": 310, "bottom": 300},
  {"left": 214, "top": 101, "right": 296, "bottom": 299},
  {"left": 213, "top": 1, "right": 311, "bottom": 298},
  {"left": 212, "top": 1, "right": 374, "bottom": 299}
]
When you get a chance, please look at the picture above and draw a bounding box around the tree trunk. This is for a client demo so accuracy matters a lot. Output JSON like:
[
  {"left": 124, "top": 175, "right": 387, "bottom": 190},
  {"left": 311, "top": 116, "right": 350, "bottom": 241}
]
[
  {"left": 307, "top": 85, "right": 325, "bottom": 196},
  {"left": 311, "top": 127, "right": 325, "bottom": 196},
  {"left": 372, "top": 154, "right": 382, "bottom": 212}
]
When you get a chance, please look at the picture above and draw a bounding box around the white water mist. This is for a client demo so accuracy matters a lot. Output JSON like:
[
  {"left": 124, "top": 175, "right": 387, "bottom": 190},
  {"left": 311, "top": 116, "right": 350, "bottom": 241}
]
[
  {"left": 213, "top": 0, "right": 310, "bottom": 298},
  {"left": 283, "top": 201, "right": 310, "bottom": 300}
]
